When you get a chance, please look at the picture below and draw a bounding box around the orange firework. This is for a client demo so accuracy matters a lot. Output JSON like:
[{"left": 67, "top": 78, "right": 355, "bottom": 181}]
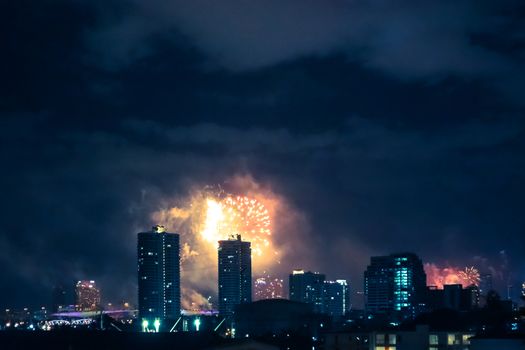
[
  {"left": 152, "top": 185, "right": 281, "bottom": 274},
  {"left": 200, "top": 194, "right": 275, "bottom": 260},
  {"left": 458, "top": 266, "right": 480, "bottom": 287},
  {"left": 425, "top": 264, "right": 481, "bottom": 288},
  {"left": 221, "top": 196, "right": 271, "bottom": 255}
]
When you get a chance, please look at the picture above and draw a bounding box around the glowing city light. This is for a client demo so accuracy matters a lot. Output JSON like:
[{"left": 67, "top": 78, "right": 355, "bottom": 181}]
[
  {"left": 154, "top": 318, "right": 161, "bottom": 333},
  {"left": 142, "top": 319, "right": 149, "bottom": 332},
  {"left": 194, "top": 318, "right": 201, "bottom": 331}
]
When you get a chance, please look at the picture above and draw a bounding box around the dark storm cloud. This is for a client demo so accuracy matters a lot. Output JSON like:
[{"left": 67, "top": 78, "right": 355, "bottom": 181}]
[
  {"left": 1, "top": 0, "right": 524, "bottom": 308},
  {"left": 87, "top": 0, "right": 525, "bottom": 104}
]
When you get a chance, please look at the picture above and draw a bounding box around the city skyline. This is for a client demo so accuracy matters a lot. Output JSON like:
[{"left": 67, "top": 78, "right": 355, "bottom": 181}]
[
  {"left": 4, "top": 243, "right": 518, "bottom": 319},
  {"left": 1, "top": 0, "right": 525, "bottom": 314},
  {"left": 1, "top": 242, "right": 522, "bottom": 311},
  {"left": 1, "top": 233, "right": 522, "bottom": 313},
  {"left": 2, "top": 1, "right": 525, "bottom": 348}
]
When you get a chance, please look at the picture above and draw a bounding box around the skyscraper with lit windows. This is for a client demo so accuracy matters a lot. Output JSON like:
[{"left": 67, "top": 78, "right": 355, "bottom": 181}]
[
  {"left": 75, "top": 280, "right": 101, "bottom": 311},
  {"left": 218, "top": 234, "right": 252, "bottom": 317},
  {"left": 364, "top": 253, "right": 426, "bottom": 320},
  {"left": 323, "top": 279, "right": 350, "bottom": 316},
  {"left": 289, "top": 270, "right": 325, "bottom": 313},
  {"left": 137, "top": 225, "right": 180, "bottom": 328}
]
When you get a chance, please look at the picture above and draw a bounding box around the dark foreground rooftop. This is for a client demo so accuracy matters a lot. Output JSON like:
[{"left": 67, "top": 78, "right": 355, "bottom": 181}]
[{"left": 0, "top": 331, "right": 244, "bottom": 350}]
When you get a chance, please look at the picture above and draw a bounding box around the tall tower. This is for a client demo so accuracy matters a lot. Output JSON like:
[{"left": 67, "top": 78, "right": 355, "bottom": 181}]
[
  {"left": 364, "top": 253, "right": 426, "bottom": 321},
  {"left": 138, "top": 225, "right": 180, "bottom": 328},
  {"left": 218, "top": 235, "right": 252, "bottom": 317}
]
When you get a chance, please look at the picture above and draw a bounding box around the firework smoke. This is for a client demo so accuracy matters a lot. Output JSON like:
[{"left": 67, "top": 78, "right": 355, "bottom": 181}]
[
  {"left": 425, "top": 263, "right": 480, "bottom": 288},
  {"left": 151, "top": 174, "right": 306, "bottom": 310}
]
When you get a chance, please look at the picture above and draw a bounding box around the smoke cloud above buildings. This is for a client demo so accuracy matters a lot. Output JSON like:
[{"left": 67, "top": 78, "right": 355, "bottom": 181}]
[{"left": 150, "top": 174, "right": 311, "bottom": 309}]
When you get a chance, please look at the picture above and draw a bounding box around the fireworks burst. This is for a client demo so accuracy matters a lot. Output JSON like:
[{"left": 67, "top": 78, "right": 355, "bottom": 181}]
[
  {"left": 151, "top": 178, "right": 292, "bottom": 311},
  {"left": 221, "top": 196, "right": 271, "bottom": 256},
  {"left": 425, "top": 264, "right": 481, "bottom": 288},
  {"left": 201, "top": 195, "right": 272, "bottom": 258},
  {"left": 155, "top": 186, "right": 279, "bottom": 268},
  {"left": 458, "top": 266, "right": 480, "bottom": 286}
]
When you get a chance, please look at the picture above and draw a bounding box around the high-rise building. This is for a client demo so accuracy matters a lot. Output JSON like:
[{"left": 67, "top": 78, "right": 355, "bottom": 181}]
[
  {"left": 254, "top": 275, "right": 284, "bottom": 301},
  {"left": 138, "top": 225, "right": 180, "bottom": 328},
  {"left": 478, "top": 273, "right": 493, "bottom": 296},
  {"left": 52, "top": 285, "right": 68, "bottom": 312},
  {"left": 323, "top": 280, "right": 350, "bottom": 317},
  {"left": 364, "top": 253, "right": 426, "bottom": 320},
  {"left": 289, "top": 270, "right": 325, "bottom": 313},
  {"left": 75, "top": 280, "right": 101, "bottom": 311},
  {"left": 218, "top": 235, "right": 252, "bottom": 317},
  {"left": 478, "top": 273, "right": 493, "bottom": 306}
]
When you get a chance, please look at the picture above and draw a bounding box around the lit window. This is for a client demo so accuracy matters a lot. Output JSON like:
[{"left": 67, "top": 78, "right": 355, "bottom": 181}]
[
  {"left": 376, "top": 334, "right": 385, "bottom": 344},
  {"left": 448, "top": 334, "right": 460, "bottom": 345},
  {"left": 375, "top": 347, "right": 385, "bottom": 350},
  {"left": 389, "top": 334, "right": 397, "bottom": 345},
  {"left": 462, "top": 334, "right": 473, "bottom": 344},
  {"left": 429, "top": 335, "right": 438, "bottom": 345}
]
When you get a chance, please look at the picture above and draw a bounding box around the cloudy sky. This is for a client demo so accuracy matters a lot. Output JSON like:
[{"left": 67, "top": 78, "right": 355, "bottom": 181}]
[{"left": 1, "top": 0, "right": 524, "bottom": 308}]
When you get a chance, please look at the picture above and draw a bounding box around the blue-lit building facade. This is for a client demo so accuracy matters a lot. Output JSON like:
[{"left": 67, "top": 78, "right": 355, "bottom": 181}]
[
  {"left": 137, "top": 225, "right": 180, "bottom": 329},
  {"left": 364, "top": 253, "right": 426, "bottom": 320},
  {"left": 323, "top": 280, "right": 350, "bottom": 317},
  {"left": 218, "top": 235, "right": 252, "bottom": 317},
  {"left": 289, "top": 270, "right": 326, "bottom": 313}
]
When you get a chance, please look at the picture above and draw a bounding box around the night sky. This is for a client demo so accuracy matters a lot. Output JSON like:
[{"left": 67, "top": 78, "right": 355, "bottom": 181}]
[{"left": 1, "top": 0, "right": 524, "bottom": 309}]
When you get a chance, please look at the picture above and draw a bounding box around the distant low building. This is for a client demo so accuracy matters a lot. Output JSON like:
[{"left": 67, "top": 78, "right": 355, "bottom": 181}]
[
  {"left": 254, "top": 275, "right": 284, "bottom": 301},
  {"left": 289, "top": 270, "right": 325, "bottom": 313},
  {"left": 426, "top": 284, "right": 480, "bottom": 312},
  {"left": 324, "top": 325, "right": 475, "bottom": 350},
  {"left": 470, "top": 334, "right": 525, "bottom": 350},
  {"left": 234, "top": 299, "right": 326, "bottom": 339}
]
